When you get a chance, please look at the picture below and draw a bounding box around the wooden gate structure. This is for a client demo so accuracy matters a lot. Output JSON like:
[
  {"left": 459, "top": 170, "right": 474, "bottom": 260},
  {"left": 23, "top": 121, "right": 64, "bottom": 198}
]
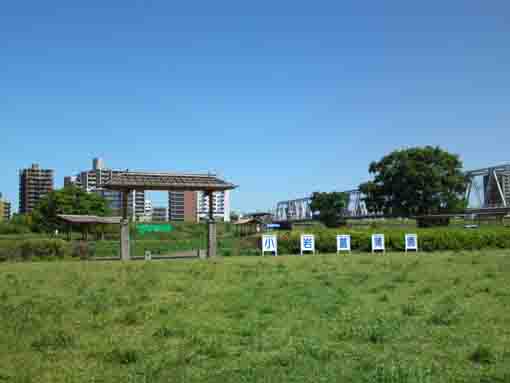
[{"left": 103, "top": 172, "right": 236, "bottom": 260}]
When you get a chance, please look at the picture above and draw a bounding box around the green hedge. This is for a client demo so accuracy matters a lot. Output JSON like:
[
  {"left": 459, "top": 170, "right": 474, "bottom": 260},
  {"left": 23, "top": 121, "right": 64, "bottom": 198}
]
[
  {"left": 0, "top": 239, "right": 72, "bottom": 261},
  {"left": 265, "top": 228, "right": 510, "bottom": 254},
  {"left": 0, "top": 222, "right": 32, "bottom": 235}
]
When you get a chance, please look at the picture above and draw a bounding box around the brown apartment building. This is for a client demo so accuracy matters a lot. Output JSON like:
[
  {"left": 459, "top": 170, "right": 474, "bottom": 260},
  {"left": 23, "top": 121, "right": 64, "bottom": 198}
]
[
  {"left": 168, "top": 191, "right": 197, "bottom": 222},
  {"left": 19, "top": 164, "right": 54, "bottom": 214}
]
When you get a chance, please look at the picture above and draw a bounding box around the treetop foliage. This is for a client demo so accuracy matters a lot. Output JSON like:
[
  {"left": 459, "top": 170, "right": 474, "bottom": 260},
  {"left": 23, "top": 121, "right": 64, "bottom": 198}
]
[
  {"left": 359, "top": 146, "right": 468, "bottom": 217},
  {"left": 32, "top": 186, "right": 111, "bottom": 232},
  {"left": 310, "top": 191, "right": 349, "bottom": 228}
]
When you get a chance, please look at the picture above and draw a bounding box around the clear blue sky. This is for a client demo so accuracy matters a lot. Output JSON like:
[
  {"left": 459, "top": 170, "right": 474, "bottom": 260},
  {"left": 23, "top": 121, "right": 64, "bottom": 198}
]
[{"left": 1, "top": 1, "right": 509, "bottom": 213}]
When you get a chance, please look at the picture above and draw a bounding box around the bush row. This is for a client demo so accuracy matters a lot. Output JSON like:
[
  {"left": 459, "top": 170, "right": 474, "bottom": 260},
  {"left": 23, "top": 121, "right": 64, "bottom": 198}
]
[
  {"left": 264, "top": 228, "right": 510, "bottom": 254},
  {"left": 0, "top": 222, "right": 32, "bottom": 235},
  {"left": 0, "top": 239, "right": 74, "bottom": 261}
]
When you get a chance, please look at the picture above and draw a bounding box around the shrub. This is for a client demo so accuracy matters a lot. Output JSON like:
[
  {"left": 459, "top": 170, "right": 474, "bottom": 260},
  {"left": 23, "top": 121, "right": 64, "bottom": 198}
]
[
  {"left": 0, "top": 222, "right": 31, "bottom": 235},
  {"left": 0, "top": 239, "right": 71, "bottom": 261},
  {"left": 72, "top": 241, "right": 96, "bottom": 259}
]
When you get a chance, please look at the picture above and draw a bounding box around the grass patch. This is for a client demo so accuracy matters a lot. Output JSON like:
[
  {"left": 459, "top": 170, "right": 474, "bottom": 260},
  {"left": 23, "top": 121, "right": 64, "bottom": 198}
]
[
  {"left": 31, "top": 330, "right": 75, "bottom": 352},
  {"left": 469, "top": 345, "right": 494, "bottom": 365},
  {"left": 106, "top": 347, "right": 142, "bottom": 365},
  {"left": 0, "top": 252, "right": 509, "bottom": 382},
  {"left": 427, "top": 297, "right": 463, "bottom": 326}
]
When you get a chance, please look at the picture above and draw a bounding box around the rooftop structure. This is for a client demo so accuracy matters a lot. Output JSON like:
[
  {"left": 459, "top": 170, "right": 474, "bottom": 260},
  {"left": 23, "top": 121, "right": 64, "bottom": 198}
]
[
  {"left": 58, "top": 215, "right": 122, "bottom": 225},
  {"left": 103, "top": 172, "right": 236, "bottom": 191}
]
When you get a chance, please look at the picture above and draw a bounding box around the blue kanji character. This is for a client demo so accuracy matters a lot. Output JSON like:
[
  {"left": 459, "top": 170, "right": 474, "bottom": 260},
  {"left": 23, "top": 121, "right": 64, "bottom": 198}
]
[{"left": 264, "top": 238, "right": 275, "bottom": 250}]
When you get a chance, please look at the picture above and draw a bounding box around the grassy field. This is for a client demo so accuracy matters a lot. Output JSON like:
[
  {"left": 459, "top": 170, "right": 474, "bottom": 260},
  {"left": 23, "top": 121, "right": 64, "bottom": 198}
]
[{"left": 1, "top": 252, "right": 510, "bottom": 382}]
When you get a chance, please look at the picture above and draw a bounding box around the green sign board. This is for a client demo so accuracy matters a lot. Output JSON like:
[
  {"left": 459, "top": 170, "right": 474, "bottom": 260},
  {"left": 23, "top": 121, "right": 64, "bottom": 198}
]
[{"left": 137, "top": 223, "right": 173, "bottom": 234}]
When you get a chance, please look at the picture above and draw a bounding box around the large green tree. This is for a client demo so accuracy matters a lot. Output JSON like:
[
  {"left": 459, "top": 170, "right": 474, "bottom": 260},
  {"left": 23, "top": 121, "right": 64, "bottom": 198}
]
[
  {"left": 359, "top": 146, "right": 468, "bottom": 217},
  {"left": 310, "top": 192, "right": 349, "bottom": 228},
  {"left": 32, "top": 186, "right": 111, "bottom": 232}
]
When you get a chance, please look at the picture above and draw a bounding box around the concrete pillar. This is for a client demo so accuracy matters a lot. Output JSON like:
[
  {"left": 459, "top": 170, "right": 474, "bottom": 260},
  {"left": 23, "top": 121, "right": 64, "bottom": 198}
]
[
  {"left": 208, "top": 220, "right": 217, "bottom": 258},
  {"left": 121, "top": 190, "right": 131, "bottom": 261},
  {"left": 207, "top": 191, "right": 216, "bottom": 258},
  {"left": 121, "top": 220, "right": 130, "bottom": 260}
]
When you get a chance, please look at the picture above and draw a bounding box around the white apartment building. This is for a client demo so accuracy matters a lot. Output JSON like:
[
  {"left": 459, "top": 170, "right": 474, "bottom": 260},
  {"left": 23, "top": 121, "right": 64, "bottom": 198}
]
[
  {"left": 196, "top": 190, "right": 231, "bottom": 222},
  {"left": 144, "top": 200, "right": 153, "bottom": 220}
]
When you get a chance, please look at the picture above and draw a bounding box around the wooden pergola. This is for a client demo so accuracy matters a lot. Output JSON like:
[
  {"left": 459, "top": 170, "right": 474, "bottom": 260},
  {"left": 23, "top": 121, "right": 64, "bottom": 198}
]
[
  {"left": 58, "top": 214, "right": 121, "bottom": 240},
  {"left": 102, "top": 171, "right": 237, "bottom": 260}
]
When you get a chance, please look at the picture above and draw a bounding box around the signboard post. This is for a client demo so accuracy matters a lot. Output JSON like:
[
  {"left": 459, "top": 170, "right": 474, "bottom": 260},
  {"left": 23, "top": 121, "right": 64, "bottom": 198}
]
[
  {"left": 405, "top": 234, "right": 418, "bottom": 253},
  {"left": 371, "top": 234, "right": 385, "bottom": 254},
  {"left": 337, "top": 235, "right": 351, "bottom": 255},
  {"left": 262, "top": 235, "right": 278, "bottom": 256},
  {"left": 300, "top": 234, "right": 316, "bottom": 256}
]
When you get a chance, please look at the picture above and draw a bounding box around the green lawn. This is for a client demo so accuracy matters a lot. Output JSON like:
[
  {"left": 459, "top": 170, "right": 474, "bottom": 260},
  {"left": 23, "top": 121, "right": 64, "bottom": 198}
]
[{"left": 1, "top": 252, "right": 510, "bottom": 382}]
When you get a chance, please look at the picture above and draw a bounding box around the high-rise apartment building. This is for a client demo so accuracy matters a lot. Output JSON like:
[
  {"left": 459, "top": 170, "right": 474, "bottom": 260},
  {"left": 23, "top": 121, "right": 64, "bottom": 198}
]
[
  {"left": 0, "top": 193, "right": 11, "bottom": 222},
  {"left": 197, "top": 190, "right": 231, "bottom": 222},
  {"left": 19, "top": 164, "right": 54, "bottom": 214},
  {"left": 66, "top": 158, "right": 146, "bottom": 220},
  {"left": 168, "top": 191, "right": 197, "bottom": 222}
]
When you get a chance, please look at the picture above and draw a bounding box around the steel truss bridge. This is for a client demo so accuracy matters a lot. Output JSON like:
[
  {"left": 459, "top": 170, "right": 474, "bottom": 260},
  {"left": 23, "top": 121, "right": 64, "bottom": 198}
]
[
  {"left": 275, "top": 190, "right": 379, "bottom": 222},
  {"left": 465, "top": 163, "right": 510, "bottom": 211},
  {"left": 275, "top": 164, "right": 510, "bottom": 222}
]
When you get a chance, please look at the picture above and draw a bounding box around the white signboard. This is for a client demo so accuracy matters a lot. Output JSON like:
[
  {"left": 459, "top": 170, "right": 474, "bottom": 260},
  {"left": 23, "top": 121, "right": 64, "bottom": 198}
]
[
  {"left": 300, "top": 234, "right": 316, "bottom": 255},
  {"left": 405, "top": 234, "right": 418, "bottom": 252},
  {"left": 372, "top": 234, "right": 385, "bottom": 253},
  {"left": 337, "top": 235, "right": 351, "bottom": 254},
  {"left": 262, "top": 235, "right": 278, "bottom": 256}
]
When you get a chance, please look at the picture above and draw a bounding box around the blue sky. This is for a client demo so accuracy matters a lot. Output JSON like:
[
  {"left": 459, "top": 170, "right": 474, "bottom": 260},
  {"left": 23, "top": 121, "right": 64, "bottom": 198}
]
[{"left": 1, "top": 1, "right": 509, "bottom": 212}]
